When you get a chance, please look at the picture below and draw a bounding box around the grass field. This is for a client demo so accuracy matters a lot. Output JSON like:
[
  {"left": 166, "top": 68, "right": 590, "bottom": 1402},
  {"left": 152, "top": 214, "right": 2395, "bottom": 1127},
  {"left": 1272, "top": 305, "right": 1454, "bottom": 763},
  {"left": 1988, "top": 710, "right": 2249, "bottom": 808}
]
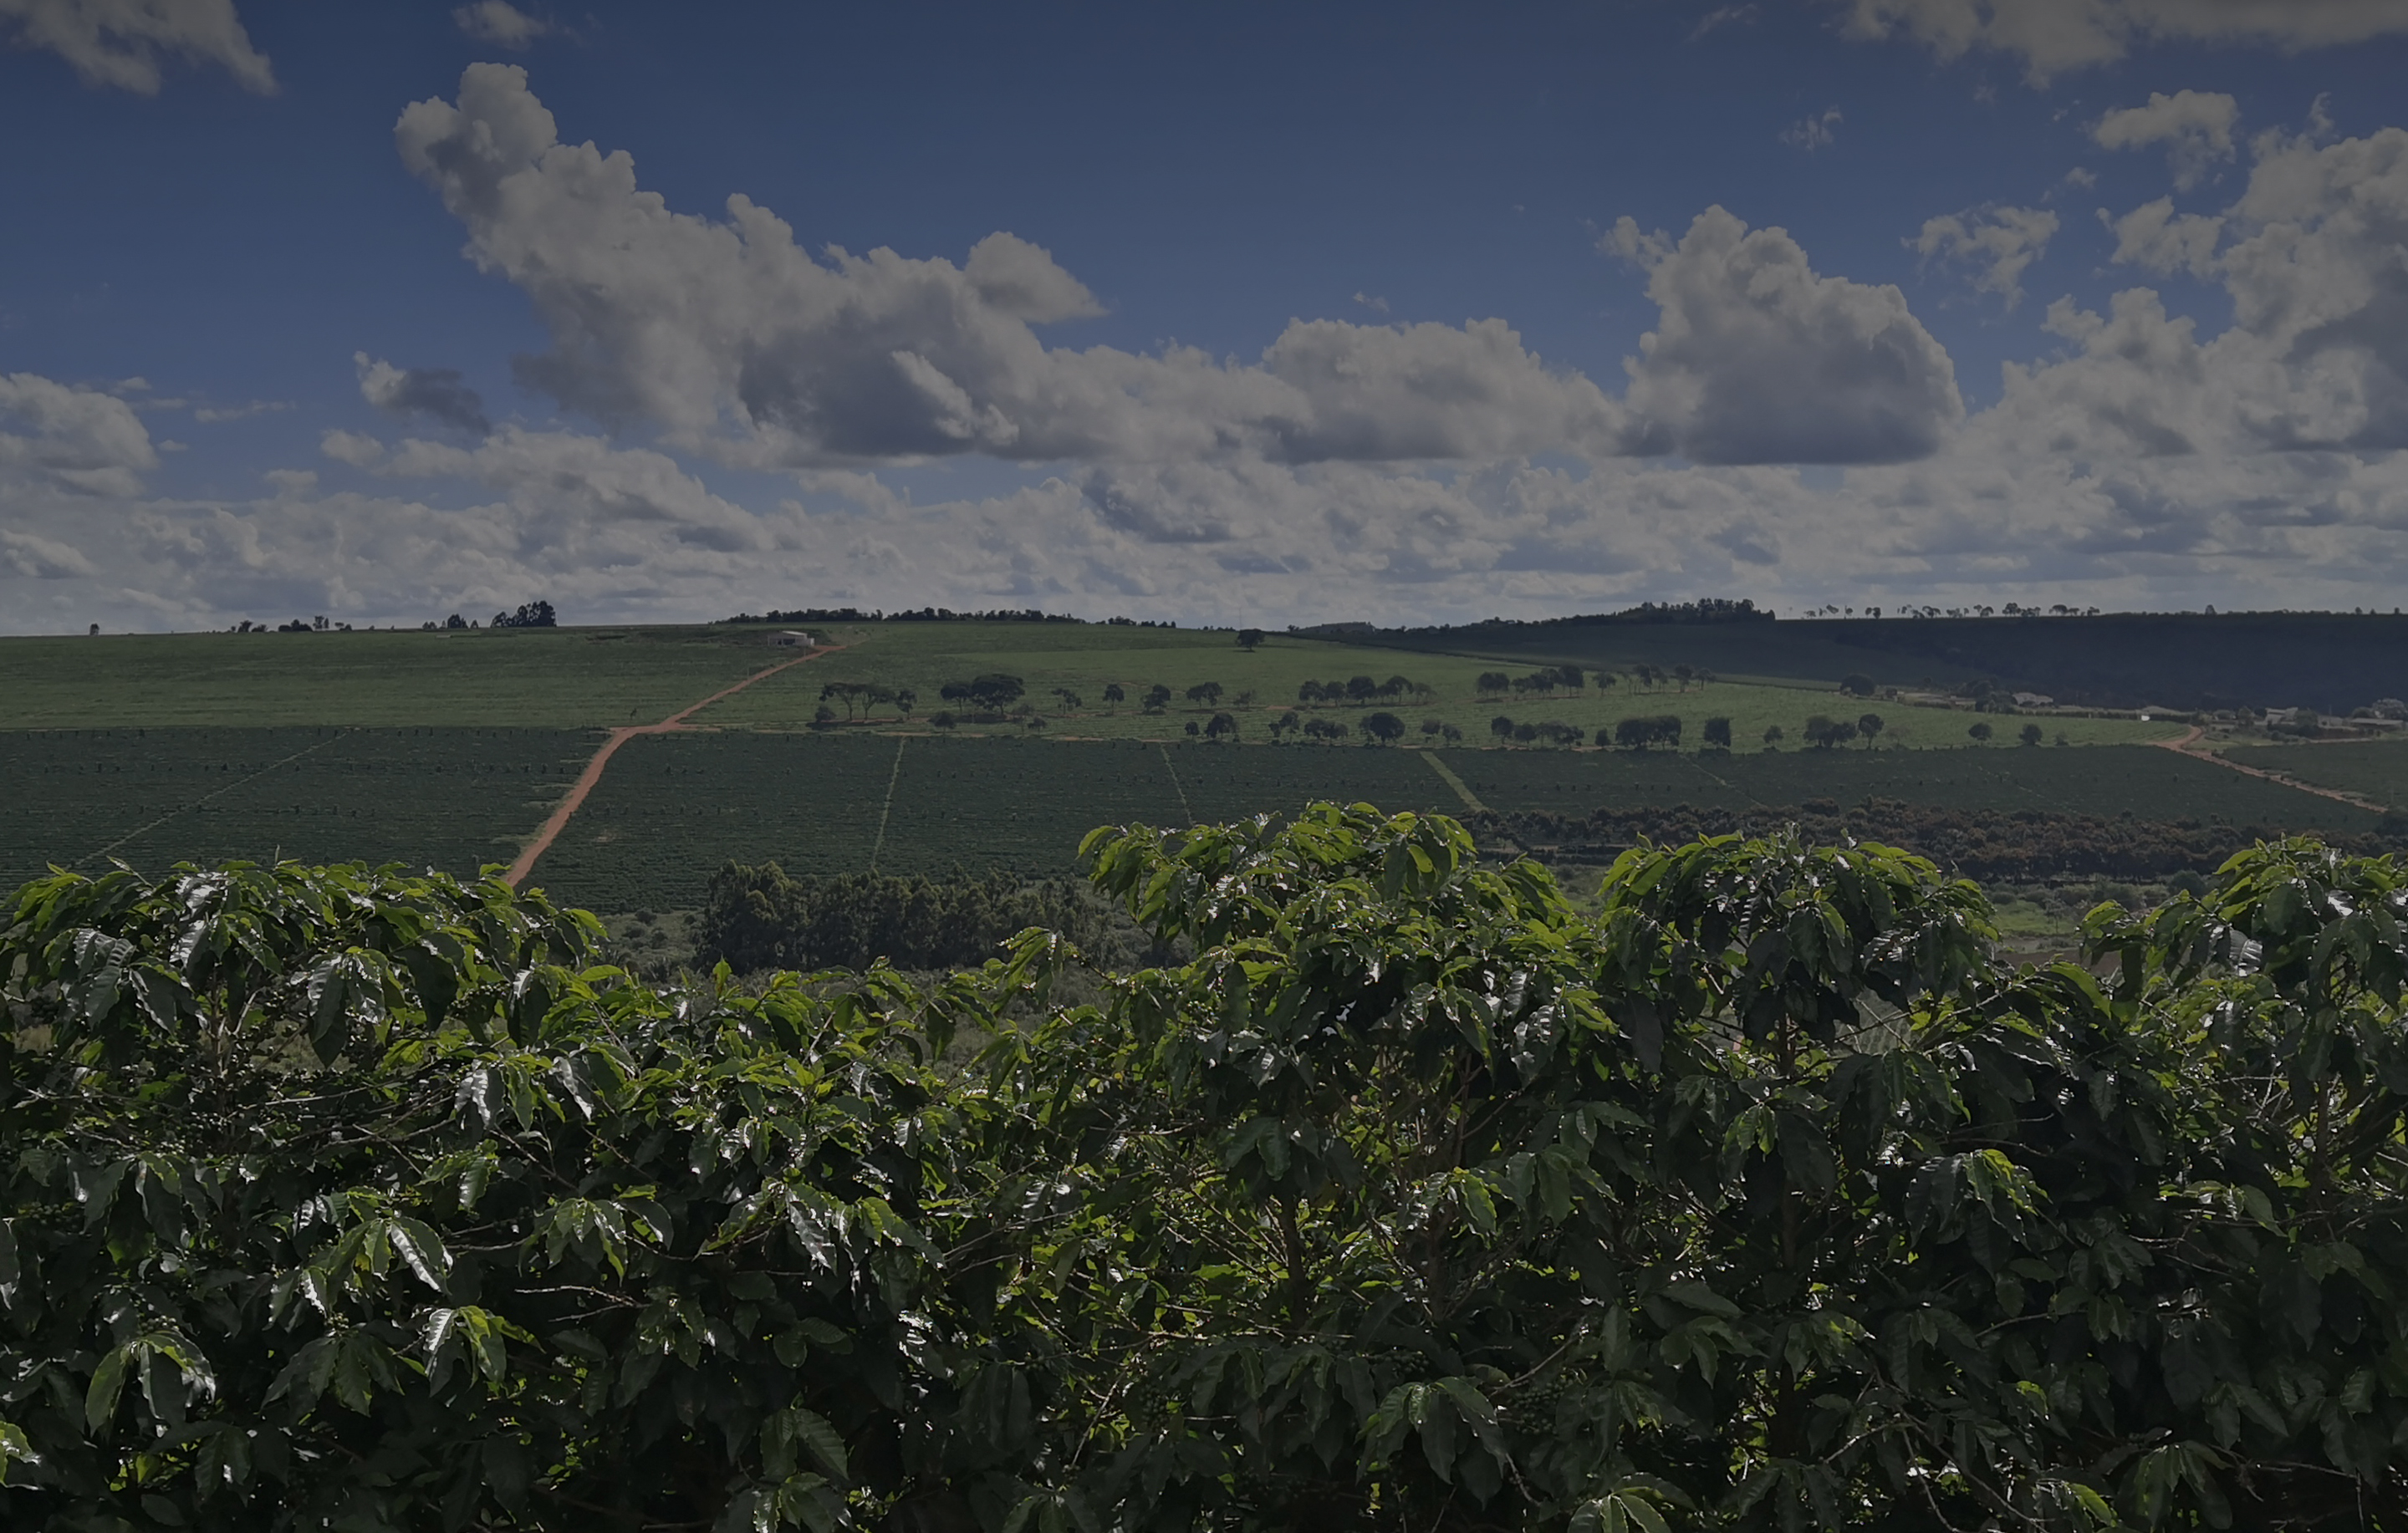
[
  {"left": 0, "top": 727, "right": 587, "bottom": 889},
  {"left": 727, "top": 624, "right": 2178, "bottom": 751}
]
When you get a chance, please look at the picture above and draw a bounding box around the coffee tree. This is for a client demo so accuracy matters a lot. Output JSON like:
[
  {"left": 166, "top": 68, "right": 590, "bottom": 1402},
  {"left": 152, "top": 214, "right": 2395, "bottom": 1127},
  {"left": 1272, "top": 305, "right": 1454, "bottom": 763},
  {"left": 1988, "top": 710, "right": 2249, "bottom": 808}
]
[{"left": 3, "top": 814, "right": 2403, "bottom": 1530}]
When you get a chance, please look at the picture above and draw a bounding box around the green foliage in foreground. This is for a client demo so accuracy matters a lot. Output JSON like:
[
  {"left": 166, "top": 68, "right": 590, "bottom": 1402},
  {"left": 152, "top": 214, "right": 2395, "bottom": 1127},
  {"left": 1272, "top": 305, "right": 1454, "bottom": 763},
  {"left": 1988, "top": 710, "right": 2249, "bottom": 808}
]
[
  {"left": 696, "top": 863, "right": 1143, "bottom": 974},
  {"left": 3, "top": 809, "right": 2405, "bottom": 1531}
]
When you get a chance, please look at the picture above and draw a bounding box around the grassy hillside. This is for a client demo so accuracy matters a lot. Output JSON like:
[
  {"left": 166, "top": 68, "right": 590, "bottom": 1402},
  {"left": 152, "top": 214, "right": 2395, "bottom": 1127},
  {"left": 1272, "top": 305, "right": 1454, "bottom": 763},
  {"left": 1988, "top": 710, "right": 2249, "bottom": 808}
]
[{"left": 736, "top": 624, "right": 2176, "bottom": 751}]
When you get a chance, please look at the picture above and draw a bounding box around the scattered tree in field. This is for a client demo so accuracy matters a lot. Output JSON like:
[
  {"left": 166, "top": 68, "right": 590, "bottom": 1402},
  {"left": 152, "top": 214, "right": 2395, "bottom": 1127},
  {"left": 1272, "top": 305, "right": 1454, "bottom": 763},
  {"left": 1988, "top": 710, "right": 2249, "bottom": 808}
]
[
  {"left": 1612, "top": 715, "right": 1682, "bottom": 751},
  {"left": 1205, "top": 711, "right": 1240, "bottom": 741},
  {"left": 939, "top": 672, "right": 1025, "bottom": 711},
  {"left": 819, "top": 680, "right": 916, "bottom": 720},
  {"left": 1360, "top": 711, "right": 1407, "bottom": 744},
  {"left": 1142, "top": 684, "right": 1172, "bottom": 713},
  {"left": 1421, "top": 718, "right": 1443, "bottom": 736},
  {"left": 1762, "top": 723, "right": 1784, "bottom": 749},
  {"left": 1344, "top": 675, "right": 1379, "bottom": 703},
  {"left": 1803, "top": 714, "right": 1860, "bottom": 749},
  {"left": 1968, "top": 721, "right": 1993, "bottom": 742},
  {"left": 1102, "top": 682, "right": 1125, "bottom": 708},
  {"left": 1702, "top": 716, "right": 1733, "bottom": 751},
  {"left": 1841, "top": 671, "right": 1876, "bottom": 697},
  {"left": 1476, "top": 670, "right": 1512, "bottom": 696},
  {"left": 1269, "top": 710, "right": 1300, "bottom": 740},
  {"left": 2020, "top": 721, "right": 2045, "bottom": 746},
  {"left": 1303, "top": 716, "right": 1350, "bottom": 741},
  {"left": 1184, "top": 721, "right": 1200, "bottom": 736},
  {"left": 1298, "top": 680, "right": 1325, "bottom": 704},
  {"left": 1439, "top": 722, "right": 1462, "bottom": 743},
  {"left": 1053, "top": 687, "right": 1082, "bottom": 712},
  {"left": 1857, "top": 712, "right": 1885, "bottom": 746},
  {"left": 1490, "top": 715, "right": 1516, "bottom": 741},
  {"left": 1672, "top": 664, "right": 1693, "bottom": 690},
  {"left": 1185, "top": 681, "right": 1223, "bottom": 707},
  {"left": 1237, "top": 628, "right": 1263, "bottom": 650}
]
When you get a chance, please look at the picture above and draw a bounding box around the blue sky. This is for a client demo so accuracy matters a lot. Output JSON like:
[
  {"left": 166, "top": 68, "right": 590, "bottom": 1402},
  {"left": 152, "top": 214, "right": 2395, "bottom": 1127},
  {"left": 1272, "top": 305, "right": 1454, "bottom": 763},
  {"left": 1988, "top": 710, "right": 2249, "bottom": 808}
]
[{"left": 5, "top": 0, "right": 2408, "bottom": 630}]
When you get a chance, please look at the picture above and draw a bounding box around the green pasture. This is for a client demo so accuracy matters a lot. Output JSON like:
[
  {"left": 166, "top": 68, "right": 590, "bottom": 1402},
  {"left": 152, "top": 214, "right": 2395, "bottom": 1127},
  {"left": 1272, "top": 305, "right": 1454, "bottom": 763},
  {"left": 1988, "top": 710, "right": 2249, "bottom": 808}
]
[
  {"left": 737, "top": 623, "right": 2178, "bottom": 751},
  {"left": 0, "top": 727, "right": 585, "bottom": 890},
  {"left": 2223, "top": 738, "right": 2408, "bottom": 810},
  {"left": 0, "top": 626, "right": 777, "bottom": 730}
]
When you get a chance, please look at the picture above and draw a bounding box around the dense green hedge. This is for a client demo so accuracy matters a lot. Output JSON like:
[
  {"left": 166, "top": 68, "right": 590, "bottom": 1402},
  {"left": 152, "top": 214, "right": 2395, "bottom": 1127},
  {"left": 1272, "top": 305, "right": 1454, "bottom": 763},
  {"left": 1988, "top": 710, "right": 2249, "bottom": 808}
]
[{"left": 3, "top": 807, "right": 2404, "bottom": 1530}]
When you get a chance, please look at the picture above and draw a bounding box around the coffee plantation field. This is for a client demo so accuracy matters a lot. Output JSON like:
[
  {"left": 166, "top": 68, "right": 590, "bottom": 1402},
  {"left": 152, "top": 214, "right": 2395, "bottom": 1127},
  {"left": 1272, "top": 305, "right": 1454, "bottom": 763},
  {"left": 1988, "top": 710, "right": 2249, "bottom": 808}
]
[
  {"left": 0, "top": 621, "right": 2373, "bottom": 919},
  {"left": 524, "top": 733, "right": 1472, "bottom": 913},
  {"left": 2223, "top": 737, "right": 2408, "bottom": 809},
  {"left": 1449, "top": 741, "right": 2382, "bottom": 828},
  {"left": 0, "top": 727, "right": 587, "bottom": 889}
]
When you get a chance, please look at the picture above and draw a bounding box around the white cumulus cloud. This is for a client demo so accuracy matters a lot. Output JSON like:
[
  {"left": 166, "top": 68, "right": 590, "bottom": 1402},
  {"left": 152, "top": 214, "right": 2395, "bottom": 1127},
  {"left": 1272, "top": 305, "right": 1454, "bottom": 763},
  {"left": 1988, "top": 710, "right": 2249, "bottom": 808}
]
[
  {"left": 391, "top": 64, "right": 1627, "bottom": 472},
  {"left": 2100, "top": 197, "right": 2224, "bottom": 278},
  {"left": 0, "top": 0, "right": 273, "bottom": 94},
  {"left": 355, "top": 353, "right": 492, "bottom": 436},
  {"left": 1610, "top": 206, "right": 1964, "bottom": 464},
  {"left": 2093, "top": 90, "right": 2240, "bottom": 189},
  {"left": 453, "top": 2, "right": 552, "bottom": 48},
  {"left": 0, "top": 371, "right": 158, "bottom": 496},
  {"left": 1912, "top": 203, "right": 2060, "bottom": 308}
]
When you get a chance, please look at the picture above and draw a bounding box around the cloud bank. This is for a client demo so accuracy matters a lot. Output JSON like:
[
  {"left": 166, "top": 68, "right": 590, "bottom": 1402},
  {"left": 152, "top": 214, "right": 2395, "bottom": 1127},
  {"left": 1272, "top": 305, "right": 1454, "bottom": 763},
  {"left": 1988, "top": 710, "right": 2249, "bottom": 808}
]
[{"left": 8, "top": 69, "right": 2408, "bottom": 636}]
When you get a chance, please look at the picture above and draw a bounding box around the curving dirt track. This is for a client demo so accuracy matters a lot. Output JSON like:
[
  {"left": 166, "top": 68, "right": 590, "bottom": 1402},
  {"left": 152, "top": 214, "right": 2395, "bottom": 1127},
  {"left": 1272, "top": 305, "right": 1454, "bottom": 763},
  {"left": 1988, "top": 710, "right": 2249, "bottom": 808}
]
[
  {"left": 2150, "top": 724, "right": 2390, "bottom": 813},
  {"left": 505, "top": 644, "right": 845, "bottom": 888}
]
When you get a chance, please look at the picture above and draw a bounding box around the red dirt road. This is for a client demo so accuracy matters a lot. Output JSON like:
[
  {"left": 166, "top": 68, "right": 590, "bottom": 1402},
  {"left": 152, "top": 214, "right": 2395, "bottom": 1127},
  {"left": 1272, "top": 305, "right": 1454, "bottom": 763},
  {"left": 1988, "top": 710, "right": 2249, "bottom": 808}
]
[
  {"left": 505, "top": 644, "right": 844, "bottom": 888},
  {"left": 2150, "top": 724, "right": 2390, "bottom": 813}
]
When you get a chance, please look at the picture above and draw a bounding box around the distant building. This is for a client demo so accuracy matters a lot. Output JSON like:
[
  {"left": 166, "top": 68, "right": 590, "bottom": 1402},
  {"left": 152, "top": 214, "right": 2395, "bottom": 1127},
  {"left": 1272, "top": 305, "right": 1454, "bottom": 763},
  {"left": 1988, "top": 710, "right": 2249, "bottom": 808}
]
[
  {"left": 772, "top": 630, "right": 818, "bottom": 647},
  {"left": 2012, "top": 691, "right": 2053, "bottom": 707}
]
